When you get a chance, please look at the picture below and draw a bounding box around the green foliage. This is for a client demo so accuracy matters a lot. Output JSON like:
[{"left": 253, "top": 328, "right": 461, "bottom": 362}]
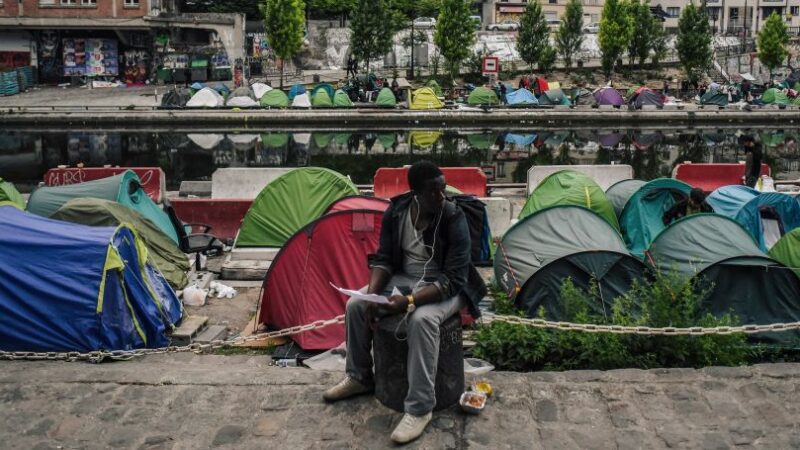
[
  {"left": 191, "top": 0, "right": 263, "bottom": 21},
  {"left": 649, "top": 20, "right": 668, "bottom": 69},
  {"left": 306, "top": 0, "right": 355, "bottom": 15},
  {"left": 598, "top": 0, "right": 633, "bottom": 76},
  {"left": 555, "top": 0, "right": 583, "bottom": 72},
  {"left": 627, "top": 0, "right": 655, "bottom": 68},
  {"left": 676, "top": 2, "right": 712, "bottom": 85},
  {"left": 349, "top": 0, "right": 394, "bottom": 72},
  {"left": 517, "top": 1, "right": 555, "bottom": 72},
  {"left": 434, "top": 0, "right": 475, "bottom": 85},
  {"left": 261, "top": 0, "right": 306, "bottom": 88},
  {"left": 758, "top": 12, "right": 790, "bottom": 76},
  {"left": 472, "top": 271, "right": 752, "bottom": 371},
  {"left": 392, "top": 0, "right": 442, "bottom": 19}
]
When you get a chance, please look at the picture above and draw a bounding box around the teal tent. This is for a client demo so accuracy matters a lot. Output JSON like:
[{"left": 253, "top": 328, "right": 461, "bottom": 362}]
[
  {"left": 537, "top": 89, "right": 571, "bottom": 106},
  {"left": 495, "top": 206, "right": 646, "bottom": 317},
  {"left": 605, "top": 179, "right": 646, "bottom": 217},
  {"left": 311, "top": 83, "right": 335, "bottom": 102},
  {"left": 237, "top": 168, "right": 359, "bottom": 247},
  {"left": 619, "top": 178, "right": 692, "bottom": 258},
  {"left": 27, "top": 171, "right": 178, "bottom": 244},
  {"left": 647, "top": 214, "right": 800, "bottom": 344},
  {"left": 707, "top": 186, "right": 800, "bottom": 251},
  {"left": 700, "top": 91, "right": 729, "bottom": 106}
]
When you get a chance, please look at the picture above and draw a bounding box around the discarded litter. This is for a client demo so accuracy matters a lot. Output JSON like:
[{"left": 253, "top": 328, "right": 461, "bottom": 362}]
[
  {"left": 182, "top": 284, "right": 208, "bottom": 306},
  {"left": 459, "top": 391, "right": 487, "bottom": 414},
  {"left": 209, "top": 281, "right": 237, "bottom": 299},
  {"left": 464, "top": 358, "right": 494, "bottom": 375},
  {"left": 274, "top": 358, "right": 298, "bottom": 367}
]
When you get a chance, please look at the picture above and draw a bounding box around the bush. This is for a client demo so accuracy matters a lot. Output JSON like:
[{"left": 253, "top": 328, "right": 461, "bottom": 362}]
[{"left": 472, "top": 271, "right": 751, "bottom": 371}]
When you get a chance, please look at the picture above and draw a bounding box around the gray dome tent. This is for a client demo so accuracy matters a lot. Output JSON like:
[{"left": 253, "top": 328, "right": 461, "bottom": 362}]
[
  {"left": 647, "top": 214, "right": 800, "bottom": 344},
  {"left": 605, "top": 179, "right": 646, "bottom": 217},
  {"left": 494, "top": 206, "right": 647, "bottom": 318}
]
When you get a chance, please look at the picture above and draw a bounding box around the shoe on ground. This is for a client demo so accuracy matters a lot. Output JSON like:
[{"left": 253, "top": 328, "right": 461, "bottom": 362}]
[
  {"left": 322, "top": 376, "right": 373, "bottom": 402},
  {"left": 390, "top": 412, "right": 432, "bottom": 444}
]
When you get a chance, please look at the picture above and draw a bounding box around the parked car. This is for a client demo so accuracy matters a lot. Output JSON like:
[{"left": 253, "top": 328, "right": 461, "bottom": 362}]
[
  {"left": 583, "top": 22, "right": 600, "bottom": 33},
  {"left": 413, "top": 17, "right": 437, "bottom": 28},
  {"left": 469, "top": 15, "right": 482, "bottom": 30},
  {"left": 487, "top": 20, "right": 520, "bottom": 31}
]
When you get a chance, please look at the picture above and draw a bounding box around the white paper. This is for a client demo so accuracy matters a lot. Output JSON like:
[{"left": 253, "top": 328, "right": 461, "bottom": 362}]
[{"left": 330, "top": 283, "right": 401, "bottom": 305}]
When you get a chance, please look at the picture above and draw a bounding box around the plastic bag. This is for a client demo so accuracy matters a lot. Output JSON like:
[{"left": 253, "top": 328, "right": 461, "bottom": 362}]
[
  {"left": 463, "top": 358, "right": 495, "bottom": 375},
  {"left": 183, "top": 284, "right": 208, "bottom": 306}
]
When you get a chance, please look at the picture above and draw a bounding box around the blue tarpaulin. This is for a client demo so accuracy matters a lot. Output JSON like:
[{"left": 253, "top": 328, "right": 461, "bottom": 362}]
[
  {"left": 506, "top": 89, "right": 539, "bottom": 106},
  {"left": 504, "top": 133, "right": 537, "bottom": 146},
  {"left": 0, "top": 206, "right": 182, "bottom": 352}
]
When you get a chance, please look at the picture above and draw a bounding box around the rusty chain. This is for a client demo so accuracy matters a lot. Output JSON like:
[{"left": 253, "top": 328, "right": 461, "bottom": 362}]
[{"left": 3, "top": 312, "right": 800, "bottom": 364}]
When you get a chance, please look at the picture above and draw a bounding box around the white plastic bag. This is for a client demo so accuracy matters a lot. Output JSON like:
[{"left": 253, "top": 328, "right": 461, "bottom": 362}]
[
  {"left": 464, "top": 358, "right": 495, "bottom": 375},
  {"left": 183, "top": 284, "right": 208, "bottom": 306},
  {"left": 209, "top": 281, "right": 237, "bottom": 299}
]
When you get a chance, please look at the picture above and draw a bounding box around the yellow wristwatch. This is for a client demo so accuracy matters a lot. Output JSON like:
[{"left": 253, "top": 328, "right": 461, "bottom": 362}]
[{"left": 406, "top": 294, "right": 416, "bottom": 313}]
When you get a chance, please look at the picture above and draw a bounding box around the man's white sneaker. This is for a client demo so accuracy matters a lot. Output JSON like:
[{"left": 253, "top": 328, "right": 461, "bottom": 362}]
[
  {"left": 322, "top": 376, "right": 373, "bottom": 402},
  {"left": 390, "top": 412, "right": 432, "bottom": 444}
]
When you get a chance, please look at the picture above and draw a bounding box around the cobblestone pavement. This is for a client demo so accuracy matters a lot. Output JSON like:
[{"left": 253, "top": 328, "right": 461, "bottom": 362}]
[{"left": 0, "top": 355, "right": 798, "bottom": 450}]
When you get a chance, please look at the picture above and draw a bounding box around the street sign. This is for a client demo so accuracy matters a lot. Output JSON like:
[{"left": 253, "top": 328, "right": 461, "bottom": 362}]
[{"left": 482, "top": 56, "right": 499, "bottom": 75}]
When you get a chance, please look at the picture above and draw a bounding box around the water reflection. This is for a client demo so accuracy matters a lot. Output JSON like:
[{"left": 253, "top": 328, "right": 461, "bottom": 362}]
[{"left": 1, "top": 129, "right": 798, "bottom": 190}]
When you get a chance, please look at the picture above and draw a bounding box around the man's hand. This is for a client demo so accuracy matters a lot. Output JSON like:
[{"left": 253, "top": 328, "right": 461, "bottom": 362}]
[{"left": 381, "top": 295, "right": 409, "bottom": 315}]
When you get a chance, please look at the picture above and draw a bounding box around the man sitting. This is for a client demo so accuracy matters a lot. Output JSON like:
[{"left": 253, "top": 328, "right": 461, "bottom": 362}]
[
  {"left": 662, "top": 188, "right": 713, "bottom": 225},
  {"left": 323, "top": 161, "right": 486, "bottom": 444}
]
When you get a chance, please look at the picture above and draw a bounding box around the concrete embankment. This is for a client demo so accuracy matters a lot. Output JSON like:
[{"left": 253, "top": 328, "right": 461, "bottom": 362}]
[{"left": 1, "top": 108, "right": 798, "bottom": 129}]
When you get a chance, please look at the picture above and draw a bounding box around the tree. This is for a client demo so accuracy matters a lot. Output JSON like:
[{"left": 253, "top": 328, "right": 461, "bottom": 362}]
[
  {"left": 676, "top": 2, "right": 712, "bottom": 86},
  {"left": 599, "top": 0, "right": 633, "bottom": 76},
  {"left": 434, "top": 0, "right": 475, "bottom": 86},
  {"left": 349, "top": 0, "right": 394, "bottom": 73},
  {"left": 555, "top": 0, "right": 583, "bottom": 72},
  {"left": 627, "top": 0, "right": 654, "bottom": 68},
  {"left": 261, "top": 0, "right": 306, "bottom": 88},
  {"left": 758, "top": 12, "right": 790, "bottom": 77},
  {"left": 517, "top": 1, "right": 555, "bottom": 72}
]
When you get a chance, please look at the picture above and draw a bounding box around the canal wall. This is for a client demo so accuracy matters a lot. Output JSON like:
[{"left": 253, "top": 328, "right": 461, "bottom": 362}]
[{"left": 2, "top": 107, "right": 800, "bottom": 129}]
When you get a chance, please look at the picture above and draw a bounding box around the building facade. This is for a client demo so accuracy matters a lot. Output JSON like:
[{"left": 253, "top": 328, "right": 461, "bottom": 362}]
[{"left": 0, "top": 0, "right": 245, "bottom": 85}]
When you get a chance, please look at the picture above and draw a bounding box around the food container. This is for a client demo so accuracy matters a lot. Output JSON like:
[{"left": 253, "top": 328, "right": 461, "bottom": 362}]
[{"left": 459, "top": 391, "right": 487, "bottom": 414}]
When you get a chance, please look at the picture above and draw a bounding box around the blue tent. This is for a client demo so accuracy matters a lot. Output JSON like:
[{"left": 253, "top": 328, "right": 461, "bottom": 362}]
[
  {"left": 707, "top": 185, "right": 800, "bottom": 251},
  {"left": 288, "top": 83, "right": 306, "bottom": 101},
  {"left": 0, "top": 206, "right": 182, "bottom": 352},
  {"left": 504, "top": 133, "right": 537, "bottom": 146},
  {"left": 506, "top": 89, "right": 539, "bottom": 106}
]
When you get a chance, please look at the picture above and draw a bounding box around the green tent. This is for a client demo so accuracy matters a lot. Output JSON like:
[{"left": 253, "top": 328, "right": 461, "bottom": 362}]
[
  {"left": 619, "top": 178, "right": 692, "bottom": 259},
  {"left": 260, "top": 89, "right": 290, "bottom": 108},
  {"left": 26, "top": 171, "right": 178, "bottom": 244},
  {"left": 261, "top": 133, "right": 290, "bottom": 148},
  {"left": 311, "top": 90, "right": 334, "bottom": 108},
  {"left": 466, "top": 133, "right": 496, "bottom": 150},
  {"left": 769, "top": 227, "right": 800, "bottom": 277},
  {"left": 792, "top": 95, "right": 800, "bottom": 106},
  {"left": 761, "top": 88, "right": 789, "bottom": 105},
  {"left": 376, "top": 87, "right": 397, "bottom": 107},
  {"left": 312, "top": 132, "right": 335, "bottom": 149},
  {"left": 519, "top": 170, "right": 619, "bottom": 229},
  {"left": 236, "top": 167, "right": 359, "bottom": 247},
  {"left": 538, "top": 88, "right": 571, "bottom": 106},
  {"left": 52, "top": 198, "right": 190, "bottom": 289},
  {"left": 333, "top": 89, "right": 354, "bottom": 107},
  {"left": 0, "top": 177, "right": 25, "bottom": 210},
  {"left": 648, "top": 214, "right": 800, "bottom": 344},
  {"left": 605, "top": 179, "right": 646, "bottom": 217},
  {"left": 311, "top": 83, "right": 335, "bottom": 101},
  {"left": 467, "top": 87, "right": 499, "bottom": 106},
  {"left": 700, "top": 91, "right": 729, "bottom": 106},
  {"left": 425, "top": 79, "right": 443, "bottom": 97},
  {"left": 333, "top": 133, "right": 352, "bottom": 145},
  {"left": 410, "top": 87, "right": 444, "bottom": 110},
  {"left": 495, "top": 205, "right": 646, "bottom": 317},
  {"left": 409, "top": 131, "right": 441, "bottom": 149}
]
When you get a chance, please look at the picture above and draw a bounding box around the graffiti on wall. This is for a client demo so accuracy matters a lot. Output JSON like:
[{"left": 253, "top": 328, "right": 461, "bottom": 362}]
[
  {"left": 38, "top": 31, "right": 62, "bottom": 82},
  {"left": 123, "top": 49, "right": 149, "bottom": 84}
]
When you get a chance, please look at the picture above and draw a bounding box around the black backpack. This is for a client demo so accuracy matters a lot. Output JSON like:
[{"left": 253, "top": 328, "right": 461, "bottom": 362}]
[{"left": 451, "top": 195, "right": 492, "bottom": 266}]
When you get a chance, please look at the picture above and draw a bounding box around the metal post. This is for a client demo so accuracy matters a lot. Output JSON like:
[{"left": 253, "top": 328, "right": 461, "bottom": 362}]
[
  {"left": 409, "top": 16, "right": 415, "bottom": 80},
  {"left": 742, "top": 0, "right": 748, "bottom": 53}
]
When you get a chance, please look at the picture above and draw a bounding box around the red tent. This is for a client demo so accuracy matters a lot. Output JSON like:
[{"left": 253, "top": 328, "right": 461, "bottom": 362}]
[
  {"left": 325, "top": 195, "right": 390, "bottom": 214},
  {"left": 257, "top": 209, "right": 384, "bottom": 349}
]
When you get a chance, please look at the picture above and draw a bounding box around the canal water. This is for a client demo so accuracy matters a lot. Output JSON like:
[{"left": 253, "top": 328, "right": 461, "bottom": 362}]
[{"left": 2, "top": 128, "right": 799, "bottom": 192}]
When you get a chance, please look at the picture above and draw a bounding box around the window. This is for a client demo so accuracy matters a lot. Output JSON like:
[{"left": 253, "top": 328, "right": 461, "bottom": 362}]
[
  {"left": 82, "top": 0, "right": 96, "bottom": 5},
  {"left": 60, "top": 0, "right": 76, "bottom": 5},
  {"left": 124, "top": 0, "right": 139, "bottom": 6},
  {"left": 792, "top": 6, "right": 799, "bottom": 15},
  {"left": 549, "top": 0, "right": 557, "bottom": 4},
  {"left": 39, "top": 0, "right": 56, "bottom": 5},
  {"left": 667, "top": 7, "right": 680, "bottom": 17}
]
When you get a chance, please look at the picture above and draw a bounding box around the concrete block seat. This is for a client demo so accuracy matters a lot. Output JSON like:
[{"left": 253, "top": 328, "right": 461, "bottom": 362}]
[{"left": 373, "top": 313, "right": 463, "bottom": 412}]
